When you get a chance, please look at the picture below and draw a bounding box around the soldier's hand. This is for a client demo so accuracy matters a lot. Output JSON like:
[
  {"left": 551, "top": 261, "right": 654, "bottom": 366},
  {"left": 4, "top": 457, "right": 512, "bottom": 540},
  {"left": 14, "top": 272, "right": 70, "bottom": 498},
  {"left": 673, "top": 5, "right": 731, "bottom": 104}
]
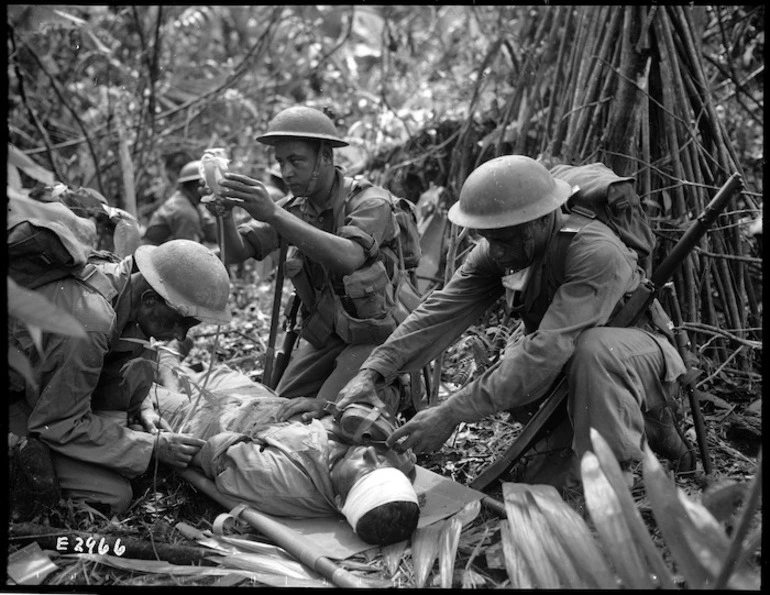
[
  {"left": 152, "top": 432, "right": 206, "bottom": 468},
  {"left": 219, "top": 173, "right": 274, "bottom": 222},
  {"left": 201, "top": 192, "right": 233, "bottom": 218},
  {"left": 386, "top": 404, "right": 458, "bottom": 454},
  {"left": 334, "top": 370, "right": 389, "bottom": 419},
  {"left": 137, "top": 408, "right": 173, "bottom": 434},
  {"left": 274, "top": 397, "right": 327, "bottom": 423}
]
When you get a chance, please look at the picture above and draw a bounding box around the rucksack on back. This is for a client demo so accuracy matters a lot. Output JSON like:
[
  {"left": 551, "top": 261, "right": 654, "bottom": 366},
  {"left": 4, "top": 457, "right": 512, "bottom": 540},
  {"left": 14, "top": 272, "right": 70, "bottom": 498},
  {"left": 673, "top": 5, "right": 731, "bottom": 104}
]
[
  {"left": 550, "top": 162, "right": 655, "bottom": 275},
  {"left": 344, "top": 178, "right": 423, "bottom": 273},
  {"left": 8, "top": 191, "right": 117, "bottom": 297}
]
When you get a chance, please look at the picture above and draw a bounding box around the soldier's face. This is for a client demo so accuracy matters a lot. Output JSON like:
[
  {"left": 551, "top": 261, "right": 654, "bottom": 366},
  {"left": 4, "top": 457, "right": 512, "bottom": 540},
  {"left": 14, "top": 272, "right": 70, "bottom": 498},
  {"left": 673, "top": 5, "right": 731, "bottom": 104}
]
[
  {"left": 479, "top": 223, "right": 537, "bottom": 270},
  {"left": 138, "top": 292, "right": 201, "bottom": 341},
  {"left": 274, "top": 140, "right": 327, "bottom": 197},
  {"left": 330, "top": 444, "right": 395, "bottom": 503},
  {"left": 479, "top": 213, "right": 552, "bottom": 271}
]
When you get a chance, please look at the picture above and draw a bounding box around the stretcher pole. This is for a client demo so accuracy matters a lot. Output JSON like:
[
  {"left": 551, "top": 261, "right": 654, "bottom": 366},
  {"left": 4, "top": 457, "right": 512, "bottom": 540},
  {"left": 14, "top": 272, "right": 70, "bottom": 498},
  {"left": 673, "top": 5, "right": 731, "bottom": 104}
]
[{"left": 178, "top": 468, "right": 373, "bottom": 588}]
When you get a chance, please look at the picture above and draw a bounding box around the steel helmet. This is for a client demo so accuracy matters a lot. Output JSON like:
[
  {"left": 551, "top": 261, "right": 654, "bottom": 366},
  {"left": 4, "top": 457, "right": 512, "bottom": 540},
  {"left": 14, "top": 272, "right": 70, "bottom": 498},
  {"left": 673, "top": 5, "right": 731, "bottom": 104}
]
[
  {"left": 177, "top": 160, "right": 203, "bottom": 184},
  {"left": 449, "top": 155, "right": 574, "bottom": 229},
  {"left": 134, "top": 239, "right": 232, "bottom": 324},
  {"left": 256, "top": 106, "right": 349, "bottom": 147}
]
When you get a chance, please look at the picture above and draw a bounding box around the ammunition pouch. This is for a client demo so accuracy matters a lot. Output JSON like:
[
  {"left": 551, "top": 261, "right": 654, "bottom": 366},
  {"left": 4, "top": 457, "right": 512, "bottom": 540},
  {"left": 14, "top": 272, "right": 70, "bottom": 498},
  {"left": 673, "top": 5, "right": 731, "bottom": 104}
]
[
  {"left": 342, "top": 260, "right": 394, "bottom": 320},
  {"left": 334, "top": 304, "right": 398, "bottom": 345},
  {"left": 335, "top": 260, "right": 399, "bottom": 345}
]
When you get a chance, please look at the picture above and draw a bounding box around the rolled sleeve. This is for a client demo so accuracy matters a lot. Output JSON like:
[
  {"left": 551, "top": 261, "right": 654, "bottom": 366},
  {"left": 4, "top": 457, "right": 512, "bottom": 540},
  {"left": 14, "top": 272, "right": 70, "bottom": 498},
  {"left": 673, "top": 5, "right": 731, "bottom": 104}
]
[{"left": 339, "top": 189, "right": 397, "bottom": 259}]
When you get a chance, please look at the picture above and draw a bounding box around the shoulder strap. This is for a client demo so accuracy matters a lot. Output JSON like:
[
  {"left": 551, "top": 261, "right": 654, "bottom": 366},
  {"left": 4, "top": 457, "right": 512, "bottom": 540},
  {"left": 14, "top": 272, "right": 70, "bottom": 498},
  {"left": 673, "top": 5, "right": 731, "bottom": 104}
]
[
  {"left": 334, "top": 176, "right": 374, "bottom": 231},
  {"left": 549, "top": 210, "right": 594, "bottom": 282},
  {"left": 76, "top": 263, "right": 118, "bottom": 302}
]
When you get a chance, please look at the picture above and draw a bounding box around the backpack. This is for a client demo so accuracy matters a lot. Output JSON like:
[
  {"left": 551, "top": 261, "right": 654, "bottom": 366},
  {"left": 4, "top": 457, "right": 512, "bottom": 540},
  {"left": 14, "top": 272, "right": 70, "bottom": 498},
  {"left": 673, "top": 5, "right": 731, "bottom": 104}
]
[
  {"left": 7, "top": 191, "right": 118, "bottom": 299},
  {"left": 549, "top": 162, "right": 655, "bottom": 275},
  {"left": 344, "top": 178, "right": 422, "bottom": 272},
  {"left": 339, "top": 177, "right": 424, "bottom": 314}
]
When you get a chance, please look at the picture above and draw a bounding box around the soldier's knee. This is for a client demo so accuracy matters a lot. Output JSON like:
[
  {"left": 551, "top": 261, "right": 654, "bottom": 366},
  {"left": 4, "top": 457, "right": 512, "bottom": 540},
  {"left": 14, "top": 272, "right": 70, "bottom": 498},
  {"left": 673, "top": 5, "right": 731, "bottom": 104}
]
[{"left": 569, "top": 328, "right": 616, "bottom": 372}]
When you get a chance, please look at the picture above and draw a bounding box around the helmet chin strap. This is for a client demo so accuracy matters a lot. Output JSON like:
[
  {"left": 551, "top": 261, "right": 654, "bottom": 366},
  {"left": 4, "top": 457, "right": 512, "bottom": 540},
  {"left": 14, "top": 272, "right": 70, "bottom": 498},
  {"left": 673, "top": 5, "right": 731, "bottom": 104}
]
[{"left": 299, "top": 141, "right": 326, "bottom": 198}]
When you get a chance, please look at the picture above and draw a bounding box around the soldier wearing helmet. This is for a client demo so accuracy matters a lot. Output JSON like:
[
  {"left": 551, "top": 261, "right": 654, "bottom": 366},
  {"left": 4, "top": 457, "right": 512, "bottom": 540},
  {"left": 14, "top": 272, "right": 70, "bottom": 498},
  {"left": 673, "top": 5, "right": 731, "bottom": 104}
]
[
  {"left": 142, "top": 160, "right": 218, "bottom": 247},
  {"left": 333, "top": 155, "right": 694, "bottom": 492},
  {"left": 8, "top": 240, "right": 232, "bottom": 517},
  {"left": 207, "top": 105, "right": 403, "bottom": 421}
]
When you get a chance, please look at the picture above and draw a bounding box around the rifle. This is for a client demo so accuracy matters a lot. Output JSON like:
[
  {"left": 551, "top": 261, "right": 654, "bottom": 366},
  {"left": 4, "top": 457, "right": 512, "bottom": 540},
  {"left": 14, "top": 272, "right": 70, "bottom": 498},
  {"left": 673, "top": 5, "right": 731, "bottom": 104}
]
[
  {"left": 267, "top": 292, "right": 302, "bottom": 389},
  {"left": 663, "top": 281, "right": 713, "bottom": 474},
  {"left": 263, "top": 240, "right": 288, "bottom": 388},
  {"left": 470, "top": 172, "right": 742, "bottom": 491}
]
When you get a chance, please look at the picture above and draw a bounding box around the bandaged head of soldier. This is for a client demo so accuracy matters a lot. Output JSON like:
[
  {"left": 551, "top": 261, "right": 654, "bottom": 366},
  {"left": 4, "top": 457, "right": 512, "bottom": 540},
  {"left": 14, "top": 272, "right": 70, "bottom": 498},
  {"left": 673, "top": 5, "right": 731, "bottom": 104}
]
[{"left": 331, "top": 444, "right": 420, "bottom": 546}]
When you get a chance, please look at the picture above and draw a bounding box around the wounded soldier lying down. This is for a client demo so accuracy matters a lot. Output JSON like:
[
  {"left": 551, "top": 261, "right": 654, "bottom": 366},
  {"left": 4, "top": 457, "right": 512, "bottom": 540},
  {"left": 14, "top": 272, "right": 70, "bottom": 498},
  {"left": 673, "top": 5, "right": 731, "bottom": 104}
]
[{"left": 153, "top": 379, "right": 419, "bottom": 546}]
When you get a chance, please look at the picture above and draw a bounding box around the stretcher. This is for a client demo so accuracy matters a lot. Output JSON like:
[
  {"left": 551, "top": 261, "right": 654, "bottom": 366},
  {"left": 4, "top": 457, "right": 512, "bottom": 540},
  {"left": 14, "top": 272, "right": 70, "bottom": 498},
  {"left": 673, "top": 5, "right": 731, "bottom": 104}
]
[
  {"left": 179, "top": 464, "right": 486, "bottom": 587},
  {"left": 157, "top": 364, "right": 491, "bottom": 585}
]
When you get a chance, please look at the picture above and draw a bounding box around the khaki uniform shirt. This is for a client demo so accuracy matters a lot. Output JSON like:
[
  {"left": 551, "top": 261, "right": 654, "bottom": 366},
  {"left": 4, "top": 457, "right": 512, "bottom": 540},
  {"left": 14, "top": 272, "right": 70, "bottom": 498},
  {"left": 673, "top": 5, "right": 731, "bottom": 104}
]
[
  {"left": 8, "top": 257, "right": 157, "bottom": 477},
  {"left": 198, "top": 418, "right": 416, "bottom": 519},
  {"left": 362, "top": 214, "right": 684, "bottom": 422},
  {"left": 237, "top": 168, "right": 400, "bottom": 345}
]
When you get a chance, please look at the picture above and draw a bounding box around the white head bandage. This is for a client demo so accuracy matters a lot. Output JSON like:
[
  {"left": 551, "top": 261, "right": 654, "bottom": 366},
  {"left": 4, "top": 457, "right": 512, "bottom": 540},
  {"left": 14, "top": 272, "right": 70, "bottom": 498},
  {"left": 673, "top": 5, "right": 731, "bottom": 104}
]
[{"left": 340, "top": 467, "right": 419, "bottom": 531}]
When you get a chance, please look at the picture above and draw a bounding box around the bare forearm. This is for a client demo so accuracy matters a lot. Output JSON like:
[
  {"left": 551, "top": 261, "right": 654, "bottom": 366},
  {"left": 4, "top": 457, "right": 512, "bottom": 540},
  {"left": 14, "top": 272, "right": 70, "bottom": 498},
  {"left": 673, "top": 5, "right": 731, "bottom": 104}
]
[
  {"left": 267, "top": 208, "right": 365, "bottom": 274},
  {"left": 217, "top": 214, "right": 253, "bottom": 265}
]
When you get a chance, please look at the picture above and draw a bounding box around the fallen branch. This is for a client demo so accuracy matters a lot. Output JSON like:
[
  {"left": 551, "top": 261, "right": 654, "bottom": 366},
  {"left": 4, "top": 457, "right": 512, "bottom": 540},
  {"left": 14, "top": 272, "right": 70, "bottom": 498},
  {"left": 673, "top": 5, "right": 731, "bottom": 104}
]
[{"left": 8, "top": 522, "right": 218, "bottom": 566}]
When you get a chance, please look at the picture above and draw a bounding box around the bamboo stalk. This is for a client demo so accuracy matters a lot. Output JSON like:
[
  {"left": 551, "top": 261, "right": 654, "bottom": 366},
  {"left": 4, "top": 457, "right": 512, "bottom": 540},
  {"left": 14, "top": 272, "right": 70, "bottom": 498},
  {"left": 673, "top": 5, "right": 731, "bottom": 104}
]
[
  {"left": 570, "top": 6, "right": 621, "bottom": 155},
  {"left": 563, "top": 7, "right": 599, "bottom": 159},
  {"left": 581, "top": 34, "right": 622, "bottom": 160},
  {"left": 542, "top": 6, "right": 573, "bottom": 155},
  {"left": 550, "top": 6, "right": 591, "bottom": 158},
  {"left": 655, "top": 13, "right": 701, "bottom": 321}
]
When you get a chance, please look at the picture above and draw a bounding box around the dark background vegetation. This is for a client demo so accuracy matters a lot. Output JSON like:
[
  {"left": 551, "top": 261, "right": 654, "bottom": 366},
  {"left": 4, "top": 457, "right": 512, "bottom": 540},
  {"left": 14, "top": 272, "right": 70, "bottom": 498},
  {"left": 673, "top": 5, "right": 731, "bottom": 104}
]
[{"left": 6, "top": 5, "right": 762, "bottom": 588}]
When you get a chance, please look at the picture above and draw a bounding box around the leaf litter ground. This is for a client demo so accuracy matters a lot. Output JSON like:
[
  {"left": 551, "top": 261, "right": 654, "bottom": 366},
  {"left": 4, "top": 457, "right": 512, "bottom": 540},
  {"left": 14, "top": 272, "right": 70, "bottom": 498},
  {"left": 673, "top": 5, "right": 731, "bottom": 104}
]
[{"left": 7, "top": 261, "right": 761, "bottom": 588}]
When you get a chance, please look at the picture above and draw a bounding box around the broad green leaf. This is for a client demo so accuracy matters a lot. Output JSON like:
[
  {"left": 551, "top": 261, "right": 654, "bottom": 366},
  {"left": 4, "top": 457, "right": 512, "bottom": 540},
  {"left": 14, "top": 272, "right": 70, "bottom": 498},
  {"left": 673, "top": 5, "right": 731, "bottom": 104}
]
[
  {"left": 581, "top": 451, "right": 655, "bottom": 588},
  {"left": 8, "top": 277, "right": 87, "bottom": 340},
  {"left": 8, "top": 348, "right": 38, "bottom": 393},
  {"left": 524, "top": 483, "right": 617, "bottom": 589},
  {"left": 589, "top": 428, "right": 676, "bottom": 588},
  {"left": 499, "top": 519, "right": 536, "bottom": 588},
  {"left": 411, "top": 520, "right": 443, "bottom": 588},
  {"left": 502, "top": 484, "right": 562, "bottom": 588},
  {"left": 7, "top": 143, "right": 55, "bottom": 184},
  {"left": 215, "top": 550, "right": 327, "bottom": 582},
  {"left": 381, "top": 539, "right": 408, "bottom": 576},
  {"left": 64, "top": 553, "right": 328, "bottom": 588},
  {"left": 452, "top": 498, "right": 481, "bottom": 528},
  {"left": 642, "top": 444, "right": 749, "bottom": 589},
  {"left": 438, "top": 516, "right": 461, "bottom": 588}
]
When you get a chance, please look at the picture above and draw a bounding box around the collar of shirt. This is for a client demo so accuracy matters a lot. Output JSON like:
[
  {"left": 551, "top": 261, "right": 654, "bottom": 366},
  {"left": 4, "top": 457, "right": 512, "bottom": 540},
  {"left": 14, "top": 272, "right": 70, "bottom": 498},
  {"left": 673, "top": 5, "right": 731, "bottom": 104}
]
[{"left": 110, "top": 257, "right": 152, "bottom": 352}]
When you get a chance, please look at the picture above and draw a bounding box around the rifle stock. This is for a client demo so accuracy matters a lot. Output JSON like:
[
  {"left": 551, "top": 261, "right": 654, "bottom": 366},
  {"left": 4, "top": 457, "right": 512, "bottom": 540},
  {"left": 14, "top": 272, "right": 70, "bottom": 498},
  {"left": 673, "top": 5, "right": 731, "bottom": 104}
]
[{"left": 471, "top": 173, "right": 742, "bottom": 491}]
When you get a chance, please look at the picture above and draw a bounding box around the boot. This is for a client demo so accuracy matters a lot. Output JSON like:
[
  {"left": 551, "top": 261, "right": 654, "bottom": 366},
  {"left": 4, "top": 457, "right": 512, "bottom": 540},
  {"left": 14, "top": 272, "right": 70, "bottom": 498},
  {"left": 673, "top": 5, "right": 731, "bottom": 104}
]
[
  {"left": 644, "top": 405, "right": 696, "bottom": 474},
  {"left": 9, "top": 435, "right": 61, "bottom": 520}
]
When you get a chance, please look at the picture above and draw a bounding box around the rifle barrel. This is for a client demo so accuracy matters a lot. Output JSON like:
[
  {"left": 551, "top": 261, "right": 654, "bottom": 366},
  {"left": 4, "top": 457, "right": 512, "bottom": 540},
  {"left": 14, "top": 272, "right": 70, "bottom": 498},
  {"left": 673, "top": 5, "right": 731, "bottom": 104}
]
[{"left": 650, "top": 173, "right": 742, "bottom": 288}]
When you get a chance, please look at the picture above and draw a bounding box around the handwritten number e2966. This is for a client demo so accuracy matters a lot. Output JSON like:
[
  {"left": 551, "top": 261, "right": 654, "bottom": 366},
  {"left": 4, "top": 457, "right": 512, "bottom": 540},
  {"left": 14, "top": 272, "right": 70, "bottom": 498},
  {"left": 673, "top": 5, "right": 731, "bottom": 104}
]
[{"left": 56, "top": 536, "right": 125, "bottom": 556}]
